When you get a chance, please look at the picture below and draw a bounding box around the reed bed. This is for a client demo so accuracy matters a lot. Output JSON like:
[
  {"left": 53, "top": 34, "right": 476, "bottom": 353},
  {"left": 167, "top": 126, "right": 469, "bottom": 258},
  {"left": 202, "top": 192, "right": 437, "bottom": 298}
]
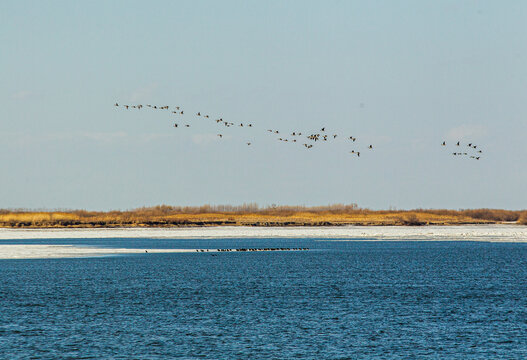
[{"left": 0, "top": 205, "right": 525, "bottom": 228}]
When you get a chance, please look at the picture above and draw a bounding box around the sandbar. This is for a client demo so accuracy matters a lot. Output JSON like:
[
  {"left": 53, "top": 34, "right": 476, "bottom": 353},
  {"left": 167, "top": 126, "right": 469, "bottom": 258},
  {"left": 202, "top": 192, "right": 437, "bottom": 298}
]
[{"left": 0, "top": 245, "right": 197, "bottom": 259}]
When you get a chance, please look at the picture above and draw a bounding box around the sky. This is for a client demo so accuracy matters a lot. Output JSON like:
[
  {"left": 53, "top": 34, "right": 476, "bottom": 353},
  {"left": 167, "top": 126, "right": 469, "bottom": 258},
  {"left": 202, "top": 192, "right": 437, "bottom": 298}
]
[{"left": 1, "top": 1, "right": 526, "bottom": 210}]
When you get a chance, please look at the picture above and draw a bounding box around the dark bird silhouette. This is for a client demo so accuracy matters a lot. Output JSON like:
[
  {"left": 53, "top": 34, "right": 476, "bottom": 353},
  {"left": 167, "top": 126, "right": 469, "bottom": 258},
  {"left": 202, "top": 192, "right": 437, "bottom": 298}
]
[
  {"left": 247, "top": 142, "right": 251, "bottom": 145},
  {"left": 368, "top": 145, "right": 373, "bottom": 149},
  {"left": 174, "top": 123, "right": 178, "bottom": 128},
  {"left": 441, "top": 141, "right": 446, "bottom": 146},
  {"left": 456, "top": 141, "right": 460, "bottom": 146},
  {"left": 217, "top": 134, "right": 223, "bottom": 138},
  {"left": 114, "top": 103, "right": 119, "bottom": 106},
  {"left": 321, "top": 127, "right": 325, "bottom": 132},
  {"left": 185, "top": 124, "right": 190, "bottom": 127},
  {"left": 197, "top": 112, "right": 201, "bottom": 116}
]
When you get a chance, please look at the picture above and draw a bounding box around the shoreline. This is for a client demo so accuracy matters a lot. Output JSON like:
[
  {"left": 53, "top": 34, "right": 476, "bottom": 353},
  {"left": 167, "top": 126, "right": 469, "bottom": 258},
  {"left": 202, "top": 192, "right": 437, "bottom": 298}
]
[
  {"left": 2, "top": 225, "right": 526, "bottom": 259},
  {"left": 1, "top": 224, "right": 526, "bottom": 242},
  {"left": 0, "top": 221, "right": 521, "bottom": 229},
  {"left": 0, "top": 220, "right": 509, "bottom": 229},
  {"left": 0, "top": 245, "right": 306, "bottom": 260}
]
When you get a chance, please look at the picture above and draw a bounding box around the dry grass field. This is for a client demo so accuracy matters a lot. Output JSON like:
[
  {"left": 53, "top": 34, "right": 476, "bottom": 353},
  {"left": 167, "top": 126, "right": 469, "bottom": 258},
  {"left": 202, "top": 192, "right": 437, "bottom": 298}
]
[{"left": 1, "top": 205, "right": 525, "bottom": 228}]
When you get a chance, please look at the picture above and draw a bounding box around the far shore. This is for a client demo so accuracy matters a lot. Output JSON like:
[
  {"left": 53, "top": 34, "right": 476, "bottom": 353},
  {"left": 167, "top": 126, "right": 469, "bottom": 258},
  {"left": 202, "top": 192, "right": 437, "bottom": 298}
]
[
  {"left": 1, "top": 206, "right": 526, "bottom": 228},
  {"left": 0, "top": 221, "right": 514, "bottom": 229}
]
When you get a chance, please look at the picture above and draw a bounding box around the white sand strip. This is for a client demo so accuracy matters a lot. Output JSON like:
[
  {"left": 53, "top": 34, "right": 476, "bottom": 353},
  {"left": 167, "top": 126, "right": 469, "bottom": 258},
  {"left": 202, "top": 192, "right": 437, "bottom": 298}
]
[
  {"left": 1, "top": 225, "right": 527, "bottom": 242},
  {"left": 0, "top": 245, "right": 200, "bottom": 259}
]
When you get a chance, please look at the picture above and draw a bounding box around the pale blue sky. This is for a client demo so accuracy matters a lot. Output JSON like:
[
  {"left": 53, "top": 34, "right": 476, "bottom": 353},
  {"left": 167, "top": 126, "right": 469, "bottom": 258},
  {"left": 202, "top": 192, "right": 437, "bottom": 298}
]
[{"left": 1, "top": 1, "right": 526, "bottom": 210}]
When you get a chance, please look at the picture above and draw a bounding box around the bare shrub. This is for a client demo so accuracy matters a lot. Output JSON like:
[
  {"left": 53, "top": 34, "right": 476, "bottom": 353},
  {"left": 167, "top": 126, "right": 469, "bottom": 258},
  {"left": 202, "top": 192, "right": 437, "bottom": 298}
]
[
  {"left": 399, "top": 213, "right": 424, "bottom": 226},
  {"left": 518, "top": 212, "right": 527, "bottom": 225},
  {"left": 461, "top": 209, "right": 519, "bottom": 222}
]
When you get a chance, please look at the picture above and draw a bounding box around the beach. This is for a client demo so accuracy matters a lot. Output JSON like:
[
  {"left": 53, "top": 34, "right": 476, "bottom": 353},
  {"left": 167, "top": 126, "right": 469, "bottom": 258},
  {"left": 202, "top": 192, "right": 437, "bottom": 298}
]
[
  {"left": 1, "top": 225, "right": 527, "bottom": 259},
  {"left": 1, "top": 224, "right": 526, "bottom": 241}
]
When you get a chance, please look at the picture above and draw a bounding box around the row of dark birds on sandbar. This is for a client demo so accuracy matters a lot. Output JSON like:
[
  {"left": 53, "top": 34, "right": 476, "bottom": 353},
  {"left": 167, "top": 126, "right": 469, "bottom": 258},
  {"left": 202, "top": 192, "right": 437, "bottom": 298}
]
[
  {"left": 114, "top": 102, "right": 374, "bottom": 158},
  {"left": 195, "top": 247, "right": 309, "bottom": 252},
  {"left": 441, "top": 140, "right": 484, "bottom": 160}
]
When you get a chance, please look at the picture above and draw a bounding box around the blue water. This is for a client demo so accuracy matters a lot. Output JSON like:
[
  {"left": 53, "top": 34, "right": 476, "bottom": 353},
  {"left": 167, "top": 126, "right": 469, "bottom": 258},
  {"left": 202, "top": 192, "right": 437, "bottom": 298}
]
[{"left": 1, "top": 238, "right": 526, "bottom": 359}]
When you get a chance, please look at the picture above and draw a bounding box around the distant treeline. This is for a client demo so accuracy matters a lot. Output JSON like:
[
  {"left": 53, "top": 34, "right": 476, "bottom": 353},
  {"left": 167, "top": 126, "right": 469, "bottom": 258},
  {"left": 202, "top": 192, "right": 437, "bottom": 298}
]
[{"left": 0, "top": 204, "right": 526, "bottom": 227}]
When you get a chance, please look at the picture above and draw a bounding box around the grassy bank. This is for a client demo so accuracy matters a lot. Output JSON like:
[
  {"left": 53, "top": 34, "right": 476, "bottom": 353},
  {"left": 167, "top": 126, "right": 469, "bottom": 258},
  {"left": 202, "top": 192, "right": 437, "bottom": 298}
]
[{"left": 1, "top": 205, "right": 526, "bottom": 228}]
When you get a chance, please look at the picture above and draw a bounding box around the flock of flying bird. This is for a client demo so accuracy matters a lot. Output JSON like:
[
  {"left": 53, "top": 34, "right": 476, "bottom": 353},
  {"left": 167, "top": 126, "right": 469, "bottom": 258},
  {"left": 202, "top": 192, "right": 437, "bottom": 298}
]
[
  {"left": 114, "top": 102, "right": 373, "bottom": 157},
  {"left": 441, "top": 140, "right": 483, "bottom": 160},
  {"left": 114, "top": 102, "right": 485, "bottom": 161}
]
